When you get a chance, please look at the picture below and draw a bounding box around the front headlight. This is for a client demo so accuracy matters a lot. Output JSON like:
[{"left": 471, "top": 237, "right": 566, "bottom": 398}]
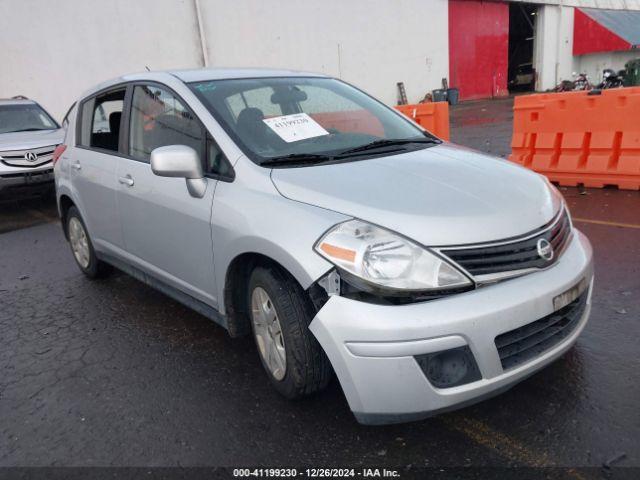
[{"left": 314, "top": 219, "right": 472, "bottom": 294}]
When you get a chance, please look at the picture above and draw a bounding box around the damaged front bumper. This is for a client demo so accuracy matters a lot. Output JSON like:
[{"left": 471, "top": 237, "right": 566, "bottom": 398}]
[{"left": 309, "top": 230, "right": 594, "bottom": 425}]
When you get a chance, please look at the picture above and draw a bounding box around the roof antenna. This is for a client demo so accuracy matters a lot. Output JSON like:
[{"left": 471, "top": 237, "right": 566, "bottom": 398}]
[{"left": 145, "top": 66, "right": 150, "bottom": 71}]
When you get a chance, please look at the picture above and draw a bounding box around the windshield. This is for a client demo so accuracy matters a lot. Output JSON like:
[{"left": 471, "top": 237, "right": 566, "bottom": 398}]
[
  {"left": 0, "top": 103, "right": 59, "bottom": 134},
  {"left": 189, "top": 77, "right": 439, "bottom": 166}
]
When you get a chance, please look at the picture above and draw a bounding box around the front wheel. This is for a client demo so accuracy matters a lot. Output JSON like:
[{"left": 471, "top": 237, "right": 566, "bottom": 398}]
[{"left": 248, "top": 265, "right": 332, "bottom": 399}]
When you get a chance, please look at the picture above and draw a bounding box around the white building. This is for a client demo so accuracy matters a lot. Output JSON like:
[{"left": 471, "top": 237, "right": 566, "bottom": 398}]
[{"left": 1, "top": 0, "right": 639, "bottom": 119}]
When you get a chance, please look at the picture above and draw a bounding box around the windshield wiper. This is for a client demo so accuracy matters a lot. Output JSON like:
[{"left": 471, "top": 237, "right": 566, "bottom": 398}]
[
  {"left": 260, "top": 153, "right": 335, "bottom": 167},
  {"left": 338, "top": 137, "right": 440, "bottom": 156},
  {"left": 8, "top": 128, "right": 53, "bottom": 133},
  {"left": 260, "top": 137, "right": 441, "bottom": 167}
]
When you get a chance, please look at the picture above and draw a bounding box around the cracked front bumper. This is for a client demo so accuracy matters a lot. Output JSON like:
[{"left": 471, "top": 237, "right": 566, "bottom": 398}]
[{"left": 309, "top": 230, "right": 593, "bottom": 425}]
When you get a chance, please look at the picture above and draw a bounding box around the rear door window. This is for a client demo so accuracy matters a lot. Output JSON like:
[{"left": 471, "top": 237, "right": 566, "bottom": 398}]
[{"left": 78, "top": 88, "right": 126, "bottom": 152}]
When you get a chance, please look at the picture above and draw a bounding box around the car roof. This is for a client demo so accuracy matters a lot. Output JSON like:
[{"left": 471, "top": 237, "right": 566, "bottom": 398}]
[
  {"left": 0, "top": 99, "right": 37, "bottom": 106},
  {"left": 168, "top": 67, "right": 327, "bottom": 82},
  {"left": 79, "top": 68, "right": 329, "bottom": 99}
]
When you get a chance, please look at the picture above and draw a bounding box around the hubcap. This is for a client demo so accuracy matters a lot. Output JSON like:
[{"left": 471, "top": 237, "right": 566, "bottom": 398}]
[
  {"left": 68, "top": 217, "right": 90, "bottom": 269},
  {"left": 251, "top": 287, "right": 286, "bottom": 381}
]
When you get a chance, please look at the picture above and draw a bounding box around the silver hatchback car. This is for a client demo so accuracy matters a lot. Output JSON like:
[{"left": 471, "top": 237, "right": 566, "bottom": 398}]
[{"left": 55, "top": 69, "right": 593, "bottom": 425}]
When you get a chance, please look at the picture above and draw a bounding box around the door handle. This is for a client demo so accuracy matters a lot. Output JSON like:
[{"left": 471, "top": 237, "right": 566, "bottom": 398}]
[
  {"left": 71, "top": 162, "right": 82, "bottom": 171},
  {"left": 118, "top": 175, "right": 134, "bottom": 187}
]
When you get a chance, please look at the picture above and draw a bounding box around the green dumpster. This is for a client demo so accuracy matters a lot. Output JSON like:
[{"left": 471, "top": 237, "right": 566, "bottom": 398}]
[{"left": 624, "top": 58, "right": 640, "bottom": 86}]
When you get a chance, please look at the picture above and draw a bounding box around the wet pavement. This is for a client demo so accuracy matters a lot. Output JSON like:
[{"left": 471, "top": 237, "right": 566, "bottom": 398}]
[
  {"left": 0, "top": 189, "right": 57, "bottom": 235},
  {"left": 0, "top": 98, "right": 639, "bottom": 475}
]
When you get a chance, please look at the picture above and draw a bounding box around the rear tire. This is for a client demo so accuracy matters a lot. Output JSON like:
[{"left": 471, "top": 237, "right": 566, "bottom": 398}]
[
  {"left": 248, "top": 265, "right": 332, "bottom": 399},
  {"left": 66, "top": 206, "right": 111, "bottom": 279}
]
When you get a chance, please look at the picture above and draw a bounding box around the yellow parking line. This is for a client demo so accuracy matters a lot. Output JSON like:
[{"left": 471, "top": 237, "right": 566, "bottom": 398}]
[
  {"left": 573, "top": 218, "right": 640, "bottom": 229},
  {"left": 442, "top": 416, "right": 593, "bottom": 479},
  {"left": 442, "top": 416, "right": 550, "bottom": 467},
  {"left": 567, "top": 469, "right": 590, "bottom": 480}
]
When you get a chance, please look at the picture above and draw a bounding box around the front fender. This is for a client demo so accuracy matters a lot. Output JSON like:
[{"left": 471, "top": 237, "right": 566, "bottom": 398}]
[{"left": 211, "top": 163, "right": 348, "bottom": 314}]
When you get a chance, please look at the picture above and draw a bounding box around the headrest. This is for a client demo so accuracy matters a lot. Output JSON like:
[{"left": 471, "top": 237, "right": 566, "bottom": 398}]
[
  {"left": 237, "top": 107, "right": 265, "bottom": 124},
  {"left": 109, "top": 112, "right": 122, "bottom": 133}
]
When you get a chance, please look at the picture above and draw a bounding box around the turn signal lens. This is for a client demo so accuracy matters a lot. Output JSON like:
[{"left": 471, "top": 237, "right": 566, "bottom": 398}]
[
  {"left": 319, "top": 243, "right": 356, "bottom": 263},
  {"left": 315, "top": 220, "right": 472, "bottom": 292}
]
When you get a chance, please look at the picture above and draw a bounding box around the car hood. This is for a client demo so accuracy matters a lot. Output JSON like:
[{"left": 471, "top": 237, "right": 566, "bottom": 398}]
[
  {"left": 0, "top": 129, "right": 65, "bottom": 151},
  {"left": 270, "top": 143, "right": 561, "bottom": 246}
]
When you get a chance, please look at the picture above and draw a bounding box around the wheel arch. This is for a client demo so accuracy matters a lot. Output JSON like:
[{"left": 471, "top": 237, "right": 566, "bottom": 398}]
[
  {"left": 222, "top": 250, "right": 330, "bottom": 338},
  {"left": 58, "top": 193, "right": 75, "bottom": 239}
]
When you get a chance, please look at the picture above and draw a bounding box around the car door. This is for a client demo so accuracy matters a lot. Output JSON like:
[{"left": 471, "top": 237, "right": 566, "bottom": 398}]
[
  {"left": 72, "top": 88, "right": 126, "bottom": 251},
  {"left": 116, "top": 83, "right": 219, "bottom": 307}
]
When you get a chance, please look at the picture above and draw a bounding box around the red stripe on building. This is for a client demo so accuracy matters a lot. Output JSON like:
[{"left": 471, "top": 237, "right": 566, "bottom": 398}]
[{"left": 573, "top": 8, "right": 631, "bottom": 55}]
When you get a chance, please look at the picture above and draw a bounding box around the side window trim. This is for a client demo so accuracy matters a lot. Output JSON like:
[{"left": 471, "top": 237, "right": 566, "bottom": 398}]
[
  {"left": 75, "top": 97, "right": 91, "bottom": 147},
  {"left": 205, "top": 133, "right": 235, "bottom": 183},
  {"left": 120, "top": 83, "right": 134, "bottom": 156},
  {"left": 61, "top": 101, "right": 76, "bottom": 129}
]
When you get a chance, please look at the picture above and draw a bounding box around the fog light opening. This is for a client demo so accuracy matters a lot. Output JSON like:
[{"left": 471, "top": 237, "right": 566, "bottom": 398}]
[{"left": 415, "top": 346, "right": 481, "bottom": 388}]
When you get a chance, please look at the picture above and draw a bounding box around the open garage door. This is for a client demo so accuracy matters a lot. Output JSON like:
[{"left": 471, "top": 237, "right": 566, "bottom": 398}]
[
  {"left": 449, "top": 0, "right": 509, "bottom": 100},
  {"left": 508, "top": 3, "right": 537, "bottom": 93}
]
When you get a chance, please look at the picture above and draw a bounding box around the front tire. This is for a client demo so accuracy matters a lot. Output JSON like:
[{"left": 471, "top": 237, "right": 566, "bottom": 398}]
[
  {"left": 66, "top": 206, "right": 111, "bottom": 279},
  {"left": 248, "top": 265, "right": 332, "bottom": 399}
]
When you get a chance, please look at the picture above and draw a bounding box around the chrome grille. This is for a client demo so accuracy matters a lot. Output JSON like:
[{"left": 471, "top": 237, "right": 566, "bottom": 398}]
[
  {"left": 495, "top": 289, "right": 588, "bottom": 370},
  {"left": 440, "top": 209, "right": 572, "bottom": 281},
  {"left": 0, "top": 145, "right": 56, "bottom": 168}
]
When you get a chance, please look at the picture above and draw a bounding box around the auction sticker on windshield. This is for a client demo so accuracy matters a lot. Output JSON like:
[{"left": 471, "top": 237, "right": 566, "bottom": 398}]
[{"left": 263, "top": 113, "right": 329, "bottom": 143}]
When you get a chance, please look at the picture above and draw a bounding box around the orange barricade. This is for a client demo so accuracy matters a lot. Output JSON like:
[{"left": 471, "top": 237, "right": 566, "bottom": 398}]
[
  {"left": 311, "top": 110, "right": 384, "bottom": 137},
  {"left": 510, "top": 88, "right": 640, "bottom": 190},
  {"left": 395, "top": 102, "right": 450, "bottom": 141}
]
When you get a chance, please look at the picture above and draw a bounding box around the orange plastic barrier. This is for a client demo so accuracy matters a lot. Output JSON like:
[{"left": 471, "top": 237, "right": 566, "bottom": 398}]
[
  {"left": 395, "top": 102, "right": 450, "bottom": 141},
  {"left": 310, "top": 110, "right": 384, "bottom": 137},
  {"left": 510, "top": 88, "right": 640, "bottom": 190}
]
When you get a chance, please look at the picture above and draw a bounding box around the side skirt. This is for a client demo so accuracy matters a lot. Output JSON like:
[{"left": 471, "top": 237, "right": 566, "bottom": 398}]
[{"left": 98, "top": 252, "right": 228, "bottom": 330}]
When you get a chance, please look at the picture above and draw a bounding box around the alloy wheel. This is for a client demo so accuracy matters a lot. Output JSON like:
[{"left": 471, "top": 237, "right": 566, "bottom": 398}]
[
  {"left": 68, "top": 217, "right": 91, "bottom": 269},
  {"left": 251, "top": 286, "right": 287, "bottom": 381}
]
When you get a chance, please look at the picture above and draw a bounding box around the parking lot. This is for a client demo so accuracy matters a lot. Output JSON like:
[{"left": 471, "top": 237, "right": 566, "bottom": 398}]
[{"left": 1, "top": 98, "right": 638, "bottom": 475}]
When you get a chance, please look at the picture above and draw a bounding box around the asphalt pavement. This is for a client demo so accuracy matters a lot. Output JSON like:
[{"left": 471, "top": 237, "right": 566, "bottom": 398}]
[{"left": 1, "top": 99, "right": 639, "bottom": 477}]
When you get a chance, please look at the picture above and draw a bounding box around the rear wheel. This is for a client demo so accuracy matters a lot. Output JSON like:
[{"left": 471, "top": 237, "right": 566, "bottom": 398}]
[
  {"left": 66, "top": 206, "right": 111, "bottom": 279},
  {"left": 248, "top": 265, "right": 332, "bottom": 399}
]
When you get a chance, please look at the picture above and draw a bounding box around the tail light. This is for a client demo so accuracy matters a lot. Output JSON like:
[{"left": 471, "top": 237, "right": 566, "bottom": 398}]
[{"left": 52, "top": 144, "right": 67, "bottom": 166}]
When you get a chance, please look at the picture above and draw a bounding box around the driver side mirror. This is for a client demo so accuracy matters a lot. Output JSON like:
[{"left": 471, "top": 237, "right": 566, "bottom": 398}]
[{"left": 150, "top": 145, "right": 207, "bottom": 198}]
